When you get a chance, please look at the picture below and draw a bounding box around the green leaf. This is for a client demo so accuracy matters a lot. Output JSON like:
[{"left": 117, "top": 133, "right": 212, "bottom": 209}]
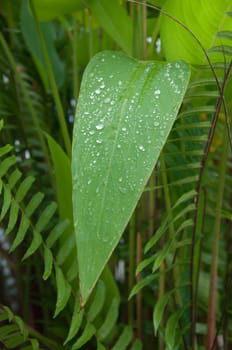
[
  {"left": 20, "top": 0, "right": 65, "bottom": 90},
  {"left": 160, "top": 0, "right": 232, "bottom": 64},
  {"left": 152, "top": 241, "right": 173, "bottom": 272},
  {"left": 9, "top": 216, "right": 31, "bottom": 252},
  {"left": 66, "top": 258, "right": 79, "bottom": 282},
  {"left": 153, "top": 293, "right": 170, "bottom": 334},
  {"left": 43, "top": 245, "right": 53, "bottom": 280},
  {"left": 15, "top": 176, "right": 35, "bottom": 202},
  {"left": 34, "top": 202, "right": 57, "bottom": 233},
  {"left": 54, "top": 266, "right": 72, "bottom": 317},
  {"left": 14, "top": 316, "right": 28, "bottom": 340},
  {"left": 0, "top": 156, "right": 17, "bottom": 177},
  {"left": 0, "top": 324, "right": 18, "bottom": 338},
  {"left": 87, "top": 0, "right": 133, "bottom": 54},
  {"left": 165, "top": 308, "right": 186, "bottom": 349},
  {"left": 87, "top": 280, "right": 106, "bottom": 322},
  {"left": 129, "top": 274, "right": 157, "bottom": 299},
  {"left": 97, "top": 341, "right": 106, "bottom": 350},
  {"left": 71, "top": 322, "right": 96, "bottom": 350},
  {"left": 216, "top": 30, "right": 232, "bottom": 40},
  {"left": 97, "top": 298, "right": 120, "bottom": 341},
  {"left": 72, "top": 50, "right": 190, "bottom": 304},
  {"left": 130, "top": 339, "right": 142, "bottom": 350},
  {"left": 6, "top": 200, "right": 19, "bottom": 234},
  {"left": 46, "top": 220, "right": 70, "bottom": 248},
  {"left": 46, "top": 133, "right": 73, "bottom": 226},
  {"left": 22, "top": 232, "right": 42, "bottom": 260},
  {"left": 32, "top": 0, "right": 83, "bottom": 21},
  {"left": 0, "top": 144, "right": 12, "bottom": 157},
  {"left": 0, "top": 185, "right": 11, "bottom": 220},
  {"left": 0, "top": 311, "right": 9, "bottom": 322},
  {"left": 8, "top": 169, "right": 22, "bottom": 190},
  {"left": 25, "top": 192, "right": 44, "bottom": 217},
  {"left": 2, "top": 306, "right": 14, "bottom": 321},
  {"left": 29, "top": 339, "right": 40, "bottom": 350},
  {"left": 111, "top": 326, "right": 133, "bottom": 350},
  {"left": 56, "top": 236, "right": 75, "bottom": 266},
  {"left": 64, "top": 297, "right": 83, "bottom": 345}
]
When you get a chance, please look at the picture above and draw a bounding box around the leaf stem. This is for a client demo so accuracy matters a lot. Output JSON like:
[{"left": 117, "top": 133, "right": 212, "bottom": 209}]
[
  {"left": 131, "top": 0, "right": 147, "bottom": 59},
  {"left": 191, "top": 59, "right": 232, "bottom": 348},
  {"left": 207, "top": 124, "right": 228, "bottom": 349},
  {"left": 136, "top": 232, "right": 143, "bottom": 340},
  {"left": 128, "top": 212, "right": 136, "bottom": 324}
]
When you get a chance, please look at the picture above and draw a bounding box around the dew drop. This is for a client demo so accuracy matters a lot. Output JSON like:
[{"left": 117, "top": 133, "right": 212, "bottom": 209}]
[
  {"left": 139, "top": 145, "right": 145, "bottom": 152},
  {"left": 96, "top": 139, "right": 103, "bottom": 144},
  {"left": 95, "top": 88, "right": 101, "bottom": 94},
  {"left": 119, "top": 186, "right": 127, "bottom": 194},
  {"left": 104, "top": 97, "right": 111, "bottom": 104},
  {"left": 96, "top": 123, "right": 104, "bottom": 130},
  {"left": 154, "top": 121, "right": 160, "bottom": 127},
  {"left": 122, "top": 127, "right": 127, "bottom": 132}
]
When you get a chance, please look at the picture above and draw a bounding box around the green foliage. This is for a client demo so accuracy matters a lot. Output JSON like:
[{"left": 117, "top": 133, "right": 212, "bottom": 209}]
[{"left": 0, "top": 306, "right": 41, "bottom": 349}]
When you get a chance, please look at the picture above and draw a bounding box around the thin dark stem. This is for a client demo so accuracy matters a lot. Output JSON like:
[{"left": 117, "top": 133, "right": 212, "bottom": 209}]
[
  {"left": 211, "top": 271, "right": 232, "bottom": 350},
  {"left": 191, "top": 59, "right": 232, "bottom": 348}
]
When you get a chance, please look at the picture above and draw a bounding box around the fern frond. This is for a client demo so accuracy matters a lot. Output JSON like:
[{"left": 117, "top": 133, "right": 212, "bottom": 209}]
[
  {"left": 0, "top": 306, "right": 42, "bottom": 349},
  {"left": 0, "top": 138, "right": 141, "bottom": 349}
]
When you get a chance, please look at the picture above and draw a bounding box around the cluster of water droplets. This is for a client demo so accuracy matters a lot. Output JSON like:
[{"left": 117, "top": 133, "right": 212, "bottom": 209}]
[{"left": 73, "top": 53, "right": 189, "bottom": 243}]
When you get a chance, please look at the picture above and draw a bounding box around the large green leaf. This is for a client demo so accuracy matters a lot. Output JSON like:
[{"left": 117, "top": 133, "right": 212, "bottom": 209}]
[
  {"left": 72, "top": 50, "right": 190, "bottom": 304},
  {"left": 160, "top": 0, "right": 232, "bottom": 64}
]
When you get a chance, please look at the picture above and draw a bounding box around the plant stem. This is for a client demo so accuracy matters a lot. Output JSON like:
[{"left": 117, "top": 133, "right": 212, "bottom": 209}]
[
  {"left": 128, "top": 212, "right": 136, "bottom": 324},
  {"left": 132, "top": 0, "right": 147, "bottom": 59},
  {"left": 190, "top": 60, "right": 232, "bottom": 348},
  {"left": 207, "top": 125, "right": 228, "bottom": 349},
  {"left": 30, "top": 0, "right": 71, "bottom": 157},
  {"left": 28, "top": 325, "right": 63, "bottom": 350},
  {"left": 72, "top": 15, "right": 79, "bottom": 102},
  {"left": 136, "top": 232, "right": 142, "bottom": 340}
]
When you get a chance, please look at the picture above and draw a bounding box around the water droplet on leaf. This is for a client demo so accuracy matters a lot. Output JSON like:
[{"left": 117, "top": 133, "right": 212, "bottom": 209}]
[{"left": 96, "top": 123, "right": 104, "bottom": 130}]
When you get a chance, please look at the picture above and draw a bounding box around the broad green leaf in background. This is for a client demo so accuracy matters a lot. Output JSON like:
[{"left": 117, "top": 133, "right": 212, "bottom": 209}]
[
  {"left": 21, "top": 0, "right": 65, "bottom": 91},
  {"left": 32, "top": 0, "right": 83, "bottom": 21},
  {"left": 46, "top": 134, "right": 73, "bottom": 226},
  {"left": 33, "top": 0, "right": 132, "bottom": 55},
  {"left": 86, "top": 0, "right": 133, "bottom": 55},
  {"left": 72, "top": 50, "right": 190, "bottom": 304},
  {"left": 160, "top": 0, "right": 232, "bottom": 64}
]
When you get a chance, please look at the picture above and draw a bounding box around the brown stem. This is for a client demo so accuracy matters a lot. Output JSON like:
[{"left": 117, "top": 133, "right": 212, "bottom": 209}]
[{"left": 136, "top": 232, "right": 143, "bottom": 340}]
